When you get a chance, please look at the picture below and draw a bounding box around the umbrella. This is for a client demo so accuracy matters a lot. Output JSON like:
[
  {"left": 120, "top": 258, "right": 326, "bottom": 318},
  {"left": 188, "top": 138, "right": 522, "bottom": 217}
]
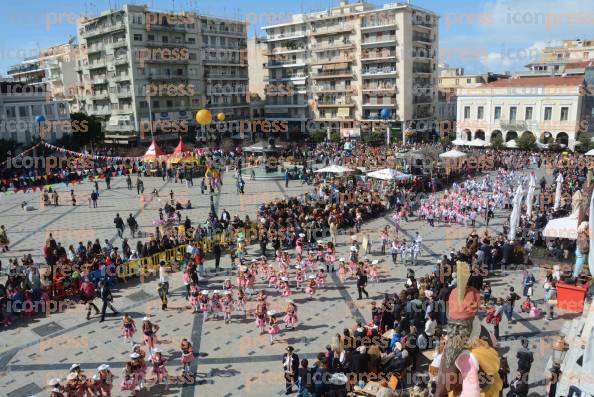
[
  {"left": 451, "top": 138, "right": 468, "bottom": 146},
  {"left": 526, "top": 173, "right": 536, "bottom": 218},
  {"left": 439, "top": 149, "right": 467, "bottom": 159},
  {"left": 314, "top": 165, "right": 354, "bottom": 174},
  {"left": 468, "top": 138, "right": 490, "bottom": 147},
  {"left": 588, "top": 192, "right": 594, "bottom": 274},
  {"left": 585, "top": 149, "right": 594, "bottom": 156},
  {"left": 542, "top": 215, "right": 578, "bottom": 240},
  {"left": 505, "top": 139, "right": 518, "bottom": 149},
  {"left": 554, "top": 173, "right": 563, "bottom": 211},
  {"left": 508, "top": 184, "right": 523, "bottom": 241},
  {"left": 366, "top": 168, "right": 411, "bottom": 181}
]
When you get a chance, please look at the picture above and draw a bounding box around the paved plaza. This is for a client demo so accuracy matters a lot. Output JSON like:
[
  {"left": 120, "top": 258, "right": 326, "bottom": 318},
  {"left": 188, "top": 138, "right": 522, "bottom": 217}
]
[{"left": 0, "top": 169, "right": 564, "bottom": 397}]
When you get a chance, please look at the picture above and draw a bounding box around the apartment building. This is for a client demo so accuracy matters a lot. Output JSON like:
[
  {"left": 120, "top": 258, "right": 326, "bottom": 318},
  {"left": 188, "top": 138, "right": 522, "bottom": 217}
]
[
  {"left": 262, "top": 0, "right": 438, "bottom": 136},
  {"left": 76, "top": 4, "right": 248, "bottom": 140},
  {"left": 437, "top": 65, "right": 508, "bottom": 133},
  {"left": 0, "top": 82, "right": 71, "bottom": 144},
  {"left": 7, "top": 43, "right": 81, "bottom": 111},
  {"left": 248, "top": 37, "right": 267, "bottom": 99},
  {"left": 524, "top": 39, "right": 594, "bottom": 76},
  {"left": 456, "top": 76, "right": 586, "bottom": 150}
]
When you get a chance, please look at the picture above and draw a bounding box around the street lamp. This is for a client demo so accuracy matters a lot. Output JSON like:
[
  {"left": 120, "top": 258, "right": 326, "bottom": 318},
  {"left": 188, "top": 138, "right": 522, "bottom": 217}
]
[
  {"left": 35, "top": 114, "right": 46, "bottom": 141},
  {"left": 380, "top": 108, "right": 392, "bottom": 147},
  {"left": 548, "top": 335, "right": 569, "bottom": 397}
]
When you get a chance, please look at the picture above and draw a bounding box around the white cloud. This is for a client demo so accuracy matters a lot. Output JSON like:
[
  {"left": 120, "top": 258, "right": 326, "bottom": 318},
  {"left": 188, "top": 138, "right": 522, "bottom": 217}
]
[{"left": 440, "top": 0, "right": 594, "bottom": 73}]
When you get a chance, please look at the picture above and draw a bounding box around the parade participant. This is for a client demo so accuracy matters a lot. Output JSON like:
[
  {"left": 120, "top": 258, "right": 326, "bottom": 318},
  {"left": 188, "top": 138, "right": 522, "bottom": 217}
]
[
  {"left": 121, "top": 313, "right": 136, "bottom": 345},
  {"left": 280, "top": 278, "right": 292, "bottom": 297},
  {"left": 211, "top": 290, "right": 223, "bottom": 320},
  {"left": 222, "top": 290, "right": 233, "bottom": 323},
  {"left": 369, "top": 260, "right": 380, "bottom": 283},
  {"left": 338, "top": 258, "right": 347, "bottom": 282},
  {"left": 199, "top": 291, "right": 210, "bottom": 320},
  {"left": 325, "top": 242, "right": 336, "bottom": 272},
  {"left": 283, "top": 300, "right": 298, "bottom": 329},
  {"left": 150, "top": 348, "right": 169, "bottom": 388},
  {"left": 223, "top": 278, "right": 233, "bottom": 291},
  {"left": 296, "top": 233, "right": 305, "bottom": 256},
  {"left": 295, "top": 265, "right": 305, "bottom": 289},
  {"left": 306, "top": 276, "right": 317, "bottom": 299},
  {"left": 268, "top": 311, "right": 281, "bottom": 345},
  {"left": 79, "top": 277, "right": 100, "bottom": 320},
  {"left": 180, "top": 338, "right": 194, "bottom": 374},
  {"left": 188, "top": 282, "right": 200, "bottom": 313},
  {"left": 316, "top": 268, "right": 327, "bottom": 288},
  {"left": 255, "top": 305, "right": 268, "bottom": 335},
  {"left": 96, "top": 364, "right": 113, "bottom": 396},
  {"left": 235, "top": 288, "right": 247, "bottom": 318},
  {"left": 0, "top": 225, "right": 10, "bottom": 252},
  {"left": 141, "top": 317, "right": 159, "bottom": 353}
]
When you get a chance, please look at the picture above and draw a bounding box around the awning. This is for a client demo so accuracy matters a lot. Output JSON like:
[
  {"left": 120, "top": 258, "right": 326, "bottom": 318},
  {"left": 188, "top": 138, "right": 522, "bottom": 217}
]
[
  {"left": 542, "top": 215, "right": 578, "bottom": 240},
  {"left": 323, "top": 62, "right": 348, "bottom": 71},
  {"left": 337, "top": 107, "right": 351, "bottom": 117}
]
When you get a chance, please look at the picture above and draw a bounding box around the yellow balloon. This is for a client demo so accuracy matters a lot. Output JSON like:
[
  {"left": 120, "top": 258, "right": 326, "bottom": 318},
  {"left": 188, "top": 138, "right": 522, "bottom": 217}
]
[
  {"left": 217, "top": 112, "right": 225, "bottom": 122},
  {"left": 196, "top": 109, "right": 212, "bottom": 126}
]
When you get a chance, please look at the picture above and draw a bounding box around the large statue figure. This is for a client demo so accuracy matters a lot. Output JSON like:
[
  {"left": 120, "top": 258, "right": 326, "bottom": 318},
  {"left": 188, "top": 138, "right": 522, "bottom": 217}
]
[{"left": 436, "top": 262, "right": 503, "bottom": 397}]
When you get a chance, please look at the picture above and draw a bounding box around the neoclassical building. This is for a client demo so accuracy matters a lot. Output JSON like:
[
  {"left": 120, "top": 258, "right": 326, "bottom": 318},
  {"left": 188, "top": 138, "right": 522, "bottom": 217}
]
[{"left": 456, "top": 76, "right": 586, "bottom": 149}]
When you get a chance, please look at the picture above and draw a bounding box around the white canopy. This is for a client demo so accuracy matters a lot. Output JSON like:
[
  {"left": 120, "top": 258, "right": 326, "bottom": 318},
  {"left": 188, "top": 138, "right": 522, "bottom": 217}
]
[
  {"left": 542, "top": 215, "right": 578, "bottom": 240},
  {"left": 439, "top": 149, "right": 468, "bottom": 159},
  {"left": 505, "top": 139, "right": 518, "bottom": 149},
  {"left": 536, "top": 141, "right": 549, "bottom": 149},
  {"left": 585, "top": 149, "right": 594, "bottom": 156},
  {"left": 366, "top": 168, "right": 411, "bottom": 181},
  {"left": 451, "top": 138, "right": 467, "bottom": 146},
  {"left": 314, "top": 165, "right": 354, "bottom": 174},
  {"left": 467, "top": 138, "right": 490, "bottom": 147}
]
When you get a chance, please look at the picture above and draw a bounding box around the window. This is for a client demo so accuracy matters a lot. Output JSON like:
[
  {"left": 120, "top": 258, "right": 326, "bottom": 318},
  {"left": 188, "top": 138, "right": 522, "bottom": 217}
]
[
  {"left": 560, "top": 106, "right": 569, "bottom": 121},
  {"left": 176, "top": 68, "right": 183, "bottom": 75},
  {"left": 477, "top": 106, "right": 484, "bottom": 120},
  {"left": 466, "top": 78, "right": 471, "bottom": 84},
  {"left": 153, "top": 100, "right": 160, "bottom": 108},
  {"left": 188, "top": 37, "right": 196, "bottom": 44},
  {"left": 189, "top": 52, "right": 197, "bottom": 60},
  {"left": 525, "top": 106, "right": 533, "bottom": 120},
  {"left": 133, "top": 34, "right": 142, "bottom": 41},
  {"left": 455, "top": 79, "right": 459, "bottom": 85},
  {"left": 544, "top": 106, "right": 552, "bottom": 120},
  {"left": 494, "top": 106, "right": 501, "bottom": 120},
  {"left": 19, "top": 106, "right": 28, "bottom": 117},
  {"left": 139, "top": 101, "right": 147, "bottom": 108},
  {"left": 5, "top": 107, "right": 16, "bottom": 118},
  {"left": 509, "top": 106, "right": 517, "bottom": 121},
  {"left": 166, "top": 100, "right": 173, "bottom": 107},
  {"left": 162, "top": 36, "right": 168, "bottom": 43},
  {"left": 464, "top": 106, "right": 470, "bottom": 119},
  {"left": 148, "top": 34, "right": 155, "bottom": 41}
]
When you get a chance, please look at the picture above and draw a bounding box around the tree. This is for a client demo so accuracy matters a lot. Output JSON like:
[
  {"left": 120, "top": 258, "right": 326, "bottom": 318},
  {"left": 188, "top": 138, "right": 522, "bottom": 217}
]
[
  {"left": 362, "top": 132, "right": 384, "bottom": 147},
  {"left": 517, "top": 132, "right": 537, "bottom": 151},
  {"left": 0, "top": 139, "right": 18, "bottom": 163},
  {"left": 310, "top": 130, "right": 326, "bottom": 143},
  {"left": 547, "top": 142, "right": 563, "bottom": 152},
  {"left": 577, "top": 133, "right": 594, "bottom": 153},
  {"left": 57, "top": 113, "right": 103, "bottom": 150},
  {"left": 491, "top": 135, "right": 504, "bottom": 150}
]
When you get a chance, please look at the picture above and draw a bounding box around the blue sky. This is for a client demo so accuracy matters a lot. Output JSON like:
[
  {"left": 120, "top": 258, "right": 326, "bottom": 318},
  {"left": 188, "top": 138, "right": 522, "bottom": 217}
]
[{"left": 1, "top": 0, "right": 594, "bottom": 75}]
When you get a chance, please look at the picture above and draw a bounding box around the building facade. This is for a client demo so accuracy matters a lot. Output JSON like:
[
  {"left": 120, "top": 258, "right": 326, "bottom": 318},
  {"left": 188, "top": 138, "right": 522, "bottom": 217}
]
[
  {"left": 7, "top": 43, "right": 81, "bottom": 112},
  {"left": 0, "top": 83, "right": 71, "bottom": 144},
  {"left": 437, "top": 65, "right": 508, "bottom": 135},
  {"left": 456, "top": 76, "right": 586, "bottom": 150},
  {"left": 247, "top": 37, "right": 267, "bottom": 99},
  {"left": 76, "top": 4, "right": 248, "bottom": 140},
  {"left": 525, "top": 39, "right": 594, "bottom": 76},
  {"left": 262, "top": 0, "right": 438, "bottom": 137}
]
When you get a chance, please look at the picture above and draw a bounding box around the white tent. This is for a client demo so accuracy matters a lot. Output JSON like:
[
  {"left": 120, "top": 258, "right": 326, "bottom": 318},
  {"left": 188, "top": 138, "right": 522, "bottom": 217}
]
[
  {"left": 536, "top": 141, "right": 549, "bottom": 149},
  {"left": 451, "top": 138, "right": 468, "bottom": 146},
  {"left": 508, "top": 184, "right": 523, "bottom": 241},
  {"left": 439, "top": 149, "right": 468, "bottom": 159},
  {"left": 585, "top": 149, "right": 594, "bottom": 156},
  {"left": 366, "top": 168, "right": 411, "bottom": 181},
  {"left": 554, "top": 173, "right": 564, "bottom": 211},
  {"left": 468, "top": 138, "right": 490, "bottom": 147},
  {"left": 505, "top": 139, "right": 518, "bottom": 149},
  {"left": 314, "top": 165, "right": 354, "bottom": 174},
  {"left": 542, "top": 215, "right": 578, "bottom": 240},
  {"left": 526, "top": 173, "right": 536, "bottom": 218}
]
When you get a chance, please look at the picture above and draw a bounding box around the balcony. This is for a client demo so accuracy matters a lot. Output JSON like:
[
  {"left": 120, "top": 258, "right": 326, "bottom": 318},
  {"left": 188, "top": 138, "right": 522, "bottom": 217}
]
[
  {"left": 113, "top": 106, "right": 134, "bottom": 114},
  {"left": 362, "top": 100, "right": 397, "bottom": 108},
  {"left": 265, "top": 73, "right": 307, "bottom": 82},
  {"left": 80, "top": 22, "right": 126, "bottom": 38},
  {"left": 145, "top": 41, "right": 187, "bottom": 48},
  {"left": 361, "top": 36, "right": 397, "bottom": 46},
  {"left": 265, "top": 46, "right": 306, "bottom": 55},
  {"left": 91, "top": 76, "right": 108, "bottom": 85},
  {"left": 413, "top": 20, "right": 433, "bottom": 29},
  {"left": 265, "top": 103, "right": 308, "bottom": 108},
  {"left": 92, "top": 107, "right": 111, "bottom": 115},
  {"left": 412, "top": 50, "right": 433, "bottom": 60},
  {"left": 311, "top": 70, "right": 355, "bottom": 79},
  {"left": 311, "top": 55, "right": 354, "bottom": 65},
  {"left": 413, "top": 95, "right": 433, "bottom": 104},
  {"left": 148, "top": 73, "right": 189, "bottom": 80},
  {"left": 266, "top": 61, "right": 307, "bottom": 68},
  {"left": 362, "top": 85, "right": 396, "bottom": 92},
  {"left": 314, "top": 86, "right": 357, "bottom": 94},
  {"left": 412, "top": 33, "right": 433, "bottom": 43},
  {"left": 362, "top": 67, "right": 397, "bottom": 77},
  {"left": 202, "top": 27, "right": 246, "bottom": 37},
  {"left": 88, "top": 60, "right": 107, "bottom": 70},
  {"left": 310, "top": 41, "right": 354, "bottom": 51},
  {"left": 205, "top": 73, "right": 248, "bottom": 80},
  {"left": 7, "top": 63, "right": 42, "bottom": 75},
  {"left": 93, "top": 91, "right": 109, "bottom": 99},
  {"left": 311, "top": 23, "right": 355, "bottom": 36},
  {"left": 113, "top": 74, "right": 130, "bottom": 82},
  {"left": 87, "top": 43, "right": 105, "bottom": 53},
  {"left": 113, "top": 57, "right": 129, "bottom": 65},
  {"left": 149, "top": 23, "right": 187, "bottom": 32},
  {"left": 203, "top": 59, "right": 246, "bottom": 67},
  {"left": 361, "top": 50, "right": 397, "bottom": 61},
  {"left": 109, "top": 40, "right": 127, "bottom": 49},
  {"left": 113, "top": 90, "right": 132, "bottom": 98},
  {"left": 361, "top": 19, "right": 398, "bottom": 30},
  {"left": 317, "top": 100, "right": 356, "bottom": 108},
  {"left": 145, "top": 57, "right": 190, "bottom": 65},
  {"left": 266, "top": 32, "right": 308, "bottom": 42}
]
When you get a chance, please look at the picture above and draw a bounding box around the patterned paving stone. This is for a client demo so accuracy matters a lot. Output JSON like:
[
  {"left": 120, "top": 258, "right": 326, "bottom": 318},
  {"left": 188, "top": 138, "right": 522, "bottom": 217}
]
[
  {"left": 31, "top": 321, "right": 63, "bottom": 337},
  {"left": 7, "top": 383, "right": 42, "bottom": 397}
]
